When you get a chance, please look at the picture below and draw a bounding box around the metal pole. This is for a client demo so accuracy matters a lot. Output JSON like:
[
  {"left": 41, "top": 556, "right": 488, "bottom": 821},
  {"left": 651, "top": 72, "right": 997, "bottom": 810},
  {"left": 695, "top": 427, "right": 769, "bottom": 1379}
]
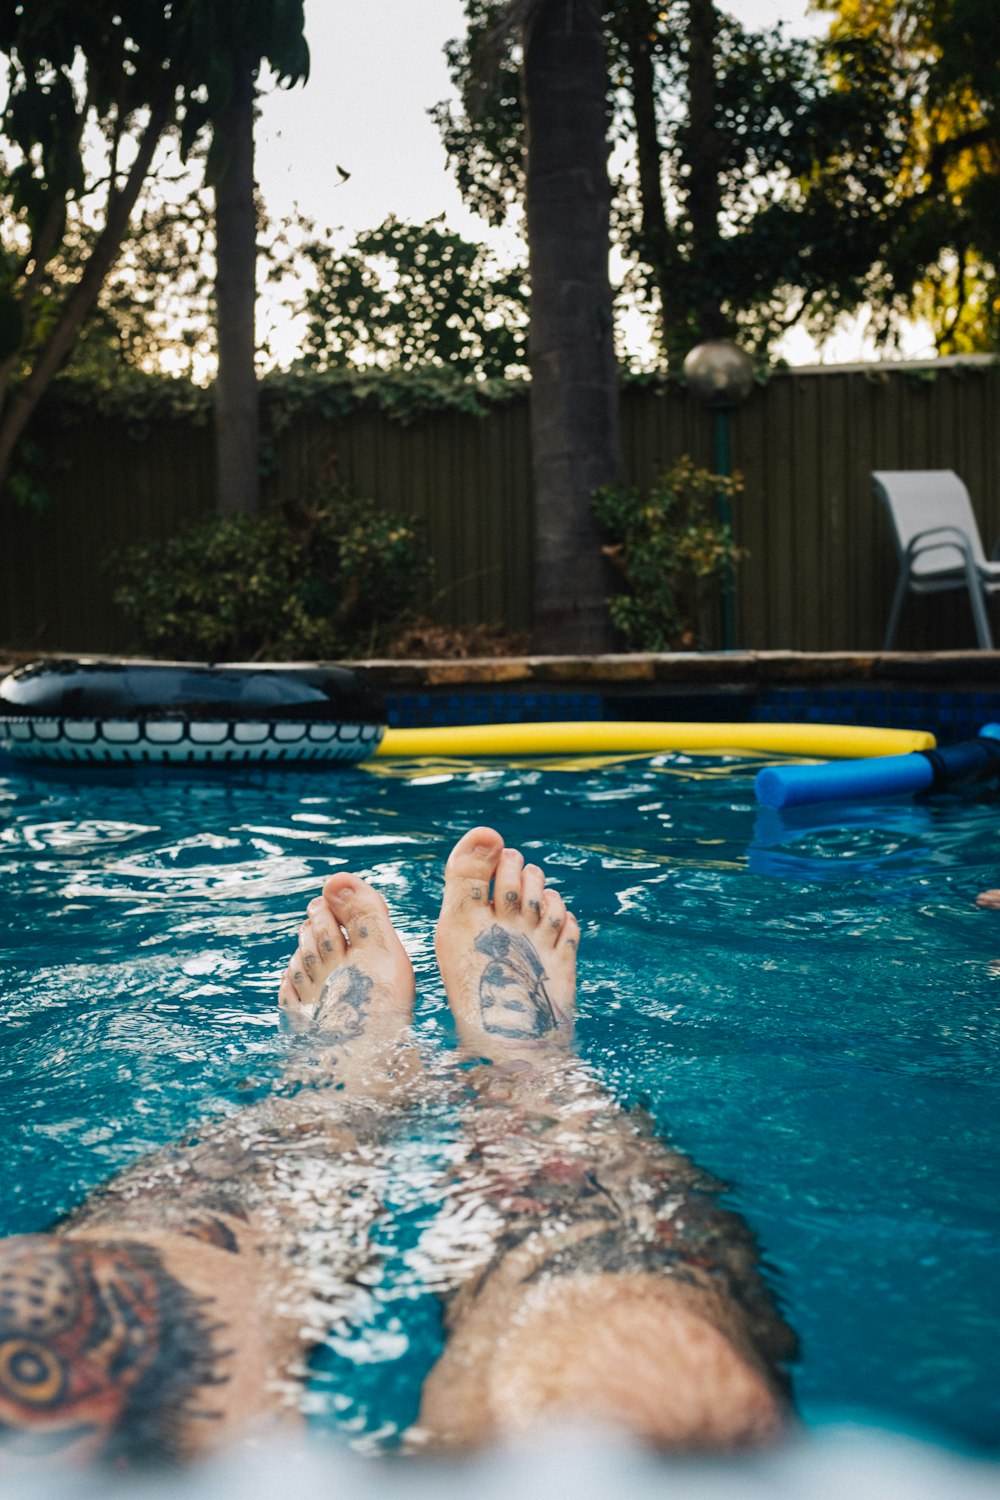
[{"left": 712, "top": 402, "right": 735, "bottom": 650}]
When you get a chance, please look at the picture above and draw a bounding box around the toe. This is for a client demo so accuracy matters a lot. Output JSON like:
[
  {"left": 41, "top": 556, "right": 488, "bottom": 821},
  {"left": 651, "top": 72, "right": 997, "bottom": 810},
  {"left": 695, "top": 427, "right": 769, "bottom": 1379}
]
[
  {"left": 286, "top": 934, "right": 320, "bottom": 1001},
  {"left": 295, "top": 920, "right": 325, "bottom": 995},
  {"left": 976, "top": 889, "right": 1000, "bottom": 909},
  {"left": 307, "top": 894, "right": 347, "bottom": 962},
  {"left": 278, "top": 970, "right": 300, "bottom": 1009},
  {"left": 557, "top": 911, "right": 580, "bottom": 953},
  {"left": 279, "top": 966, "right": 315, "bottom": 1028},
  {"left": 323, "top": 873, "right": 395, "bottom": 951},
  {"left": 494, "top": 847, "right": 525, "bottom": 915},
  {"left": 538, "top": 888, "right": 567, "bottom": 947},
  {"left": 441, "top": 826, "right": 505, "bottom": 915},
  {"left": 521, "top": 863, "right": 545, "bottom": 925}
]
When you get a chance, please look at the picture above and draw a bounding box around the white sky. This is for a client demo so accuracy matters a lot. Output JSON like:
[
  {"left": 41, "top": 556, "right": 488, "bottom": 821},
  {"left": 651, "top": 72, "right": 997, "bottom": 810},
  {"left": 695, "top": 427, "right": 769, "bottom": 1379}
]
[{"left": 251, "top": 0, "right": 935, "bottom": 368}]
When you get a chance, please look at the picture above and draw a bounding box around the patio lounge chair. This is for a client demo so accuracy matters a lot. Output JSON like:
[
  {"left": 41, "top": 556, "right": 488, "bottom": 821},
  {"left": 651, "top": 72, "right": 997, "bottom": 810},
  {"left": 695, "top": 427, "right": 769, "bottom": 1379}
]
[{"left": 872, "top": 469, "right": 1000, "bottom": 650}]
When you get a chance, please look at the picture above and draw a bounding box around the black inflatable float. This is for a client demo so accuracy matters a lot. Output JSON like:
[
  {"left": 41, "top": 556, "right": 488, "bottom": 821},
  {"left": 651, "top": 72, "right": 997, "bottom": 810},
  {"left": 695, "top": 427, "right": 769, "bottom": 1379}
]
[{"left": 0, "top": 660, "right": 386, "bottom": 766}]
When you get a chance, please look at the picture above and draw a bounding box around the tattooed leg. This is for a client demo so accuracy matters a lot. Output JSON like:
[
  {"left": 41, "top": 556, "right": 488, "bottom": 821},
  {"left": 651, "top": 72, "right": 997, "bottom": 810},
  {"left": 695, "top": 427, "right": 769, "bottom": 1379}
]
[
  {"left": 434, "top": 826, "right": 577, "bottom": 1059},
  {"left": 417, "top": 828, "right": 794, "bottom": 1453},
  {"left": 0, "top": 873, "right": 420, "bottom": 1468},
  {"left": 0, "top": 1232, "right": 264, "bottom": 1466}
]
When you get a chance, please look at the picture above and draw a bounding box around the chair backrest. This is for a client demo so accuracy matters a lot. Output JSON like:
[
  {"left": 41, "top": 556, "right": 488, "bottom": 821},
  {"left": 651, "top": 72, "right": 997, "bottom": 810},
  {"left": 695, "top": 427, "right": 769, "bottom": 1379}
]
[{"left": 872, "top": 470, "right": 987, "bottom": 577}]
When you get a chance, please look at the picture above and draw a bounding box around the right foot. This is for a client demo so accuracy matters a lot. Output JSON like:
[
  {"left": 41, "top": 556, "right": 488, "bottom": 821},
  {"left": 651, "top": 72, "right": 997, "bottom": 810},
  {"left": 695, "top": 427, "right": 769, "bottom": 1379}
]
[
  {"left": 434, "top": 827, "right": 578, "bottom": 1059},
  {"left": 278, "top": 873, "right": 417, "bottom": 1092}
]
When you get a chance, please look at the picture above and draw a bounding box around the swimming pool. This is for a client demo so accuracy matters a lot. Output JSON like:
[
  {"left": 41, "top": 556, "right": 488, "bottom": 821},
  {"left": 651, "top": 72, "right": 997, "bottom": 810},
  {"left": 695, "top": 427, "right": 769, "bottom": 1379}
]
[{"left": 1, "top": 749, "right": 998, "bottom": 1453}]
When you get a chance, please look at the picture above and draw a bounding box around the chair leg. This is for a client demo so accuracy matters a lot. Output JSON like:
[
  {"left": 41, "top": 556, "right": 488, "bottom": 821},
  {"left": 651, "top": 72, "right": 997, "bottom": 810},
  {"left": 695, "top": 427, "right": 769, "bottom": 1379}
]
[
  {"left": 883, "top": 572, "right": 909, "bottom": 650},
  {"left": 970, "top": 583, "right": 994, "bottom": 650}
]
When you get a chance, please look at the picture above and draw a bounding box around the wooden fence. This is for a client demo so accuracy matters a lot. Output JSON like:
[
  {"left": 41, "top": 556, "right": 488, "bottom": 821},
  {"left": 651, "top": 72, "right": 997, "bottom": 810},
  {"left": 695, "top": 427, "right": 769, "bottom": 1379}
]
[{"left": 2, "top": 359, "right": 999, "bottom": 654}]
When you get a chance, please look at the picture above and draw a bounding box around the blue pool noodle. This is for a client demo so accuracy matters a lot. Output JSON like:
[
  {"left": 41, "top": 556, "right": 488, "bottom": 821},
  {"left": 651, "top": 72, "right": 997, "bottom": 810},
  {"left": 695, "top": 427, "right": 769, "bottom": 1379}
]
[
  {"left": 755, "top": 730, "right": 1000, "bottom": 810},
  {"left": 755, "top": 754, "right": 934, "bottom": 808}
]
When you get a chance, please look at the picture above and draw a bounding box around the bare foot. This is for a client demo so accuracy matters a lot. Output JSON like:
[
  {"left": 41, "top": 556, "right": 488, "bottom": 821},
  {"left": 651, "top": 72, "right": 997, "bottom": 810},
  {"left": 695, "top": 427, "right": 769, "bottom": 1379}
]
[
  {"left": 976, "top": 889, "right": 1000, "bottom": 909},
  {"left": 278, "top": 873, "right": 417, "bottom": 1093},
  {"left": 434, "top": 827, "right": 578, "bottom": 1060}
]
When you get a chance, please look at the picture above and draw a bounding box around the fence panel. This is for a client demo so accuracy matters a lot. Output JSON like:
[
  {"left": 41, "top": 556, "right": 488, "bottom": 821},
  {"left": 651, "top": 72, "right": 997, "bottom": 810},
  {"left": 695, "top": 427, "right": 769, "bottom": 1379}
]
[{"left": 1, "top": 364, "right": 998, "bottom": 653}]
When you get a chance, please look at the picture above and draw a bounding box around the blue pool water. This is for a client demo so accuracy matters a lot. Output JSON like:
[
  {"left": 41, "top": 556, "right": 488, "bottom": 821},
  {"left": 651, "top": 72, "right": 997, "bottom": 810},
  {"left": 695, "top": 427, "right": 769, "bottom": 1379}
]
[{"left": 1, "top": 751, "right": 998, "bottom": 1453}]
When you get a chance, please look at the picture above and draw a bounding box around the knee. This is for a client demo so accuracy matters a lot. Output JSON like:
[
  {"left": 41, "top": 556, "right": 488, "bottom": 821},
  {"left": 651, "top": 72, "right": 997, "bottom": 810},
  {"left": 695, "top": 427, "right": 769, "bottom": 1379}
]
[{"left": 420, "top": 1272, "right": 789, "bottom": 1452}]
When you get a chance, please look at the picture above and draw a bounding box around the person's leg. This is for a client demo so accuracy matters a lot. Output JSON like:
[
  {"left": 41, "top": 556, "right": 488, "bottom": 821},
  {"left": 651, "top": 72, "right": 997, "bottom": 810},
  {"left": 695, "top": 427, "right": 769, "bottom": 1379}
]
[
  {"left": 416, "top": 828, "right": 796, "bottom": 1453},
  {"left": 0, "top": 874, "right": 416, "bottom": 1467}
]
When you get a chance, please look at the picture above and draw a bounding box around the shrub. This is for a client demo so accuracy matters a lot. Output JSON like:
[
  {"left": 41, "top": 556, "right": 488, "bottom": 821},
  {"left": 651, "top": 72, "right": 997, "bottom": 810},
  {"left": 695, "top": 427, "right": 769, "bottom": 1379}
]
[
  {"left": 109, "top": 484, "right": 429, "bottom": 660},
  {"left": 592, "top": 457, "right": 746, "bottom": 651}
]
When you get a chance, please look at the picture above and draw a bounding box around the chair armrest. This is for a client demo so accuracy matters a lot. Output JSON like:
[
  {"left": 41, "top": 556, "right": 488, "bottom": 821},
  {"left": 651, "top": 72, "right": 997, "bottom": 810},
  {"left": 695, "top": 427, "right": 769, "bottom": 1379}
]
[{"left": 904, "top": 525, "right": 974, "bottom": 566}]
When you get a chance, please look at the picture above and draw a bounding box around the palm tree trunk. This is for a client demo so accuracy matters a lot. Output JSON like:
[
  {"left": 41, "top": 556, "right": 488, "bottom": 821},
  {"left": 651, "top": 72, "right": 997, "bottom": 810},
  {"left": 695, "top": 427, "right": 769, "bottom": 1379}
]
[
  {"left": 525, "top": 0, "right": 619, "bottom": 653},
  {"left": 214, "top": 49, "right": 260, "bottom": 518},
  {"left": 685, "top": 0, "right": 726, "bottom": 340}
]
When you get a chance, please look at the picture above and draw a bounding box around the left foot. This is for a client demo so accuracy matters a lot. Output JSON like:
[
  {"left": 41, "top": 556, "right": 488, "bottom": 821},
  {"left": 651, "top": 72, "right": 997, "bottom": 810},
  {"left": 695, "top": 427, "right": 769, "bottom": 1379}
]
[
  {"left": 976, "top": 889, "right": 1000, "bottom": 909},
  {"left": 278, "top": 873, "right": 416, "bottom": 1092}
]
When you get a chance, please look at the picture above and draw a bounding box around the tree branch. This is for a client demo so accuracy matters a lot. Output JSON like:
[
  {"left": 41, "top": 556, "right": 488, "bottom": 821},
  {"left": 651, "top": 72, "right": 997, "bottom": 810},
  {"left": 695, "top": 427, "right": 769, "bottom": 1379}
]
[{"left": 0, "top": 95, "right": 173, "bottom": 490}]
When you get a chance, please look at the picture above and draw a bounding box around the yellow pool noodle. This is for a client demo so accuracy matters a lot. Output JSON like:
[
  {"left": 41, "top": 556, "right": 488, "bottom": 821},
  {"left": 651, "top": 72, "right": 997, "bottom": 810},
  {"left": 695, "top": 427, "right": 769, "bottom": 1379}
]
[{"left": 375, "top": 721, "right": 936, "bottom": 759}]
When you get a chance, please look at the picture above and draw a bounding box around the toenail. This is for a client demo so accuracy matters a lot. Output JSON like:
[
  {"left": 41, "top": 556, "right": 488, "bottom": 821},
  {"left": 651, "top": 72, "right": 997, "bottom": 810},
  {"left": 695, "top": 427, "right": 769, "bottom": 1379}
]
[
  {"left": 319, "top": 938, "right": 334, "bottom": 955},
  {"left": 549, "top": 917, "right": 561, "bottom": 929},
  {"left": 504, "top": 891, "right": 519, "bottom": 907},
  {"left": 528, "top": 900, "right": 541, "bottom": 916}
]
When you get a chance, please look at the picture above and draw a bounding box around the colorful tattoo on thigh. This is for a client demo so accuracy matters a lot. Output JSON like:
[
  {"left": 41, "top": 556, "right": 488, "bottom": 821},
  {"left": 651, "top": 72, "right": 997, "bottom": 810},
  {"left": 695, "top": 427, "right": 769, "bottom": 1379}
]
[
  {"left": 474, "top": 925, "right": 562, "bottom": 1040},
  {"left": 0, "top": 1236, "right": 228, "bottom": 1465}
]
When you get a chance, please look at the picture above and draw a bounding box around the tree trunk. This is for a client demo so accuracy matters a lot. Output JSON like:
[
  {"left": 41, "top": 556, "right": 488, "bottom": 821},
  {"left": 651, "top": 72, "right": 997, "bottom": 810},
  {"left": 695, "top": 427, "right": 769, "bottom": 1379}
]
[
  {"left": 622, "top": 0, "right": 686, "bottom": 359},
  {"left": 0, "top": 97, "right": 171, "bottom": 493},
  {"left": 524, "top": 0, "right": 619, "bottom": 654},
  {"left": 214, "top": 50, "right": 260, "bottom": 518},
  {"left": 685, "top": 0, "right": 726, "bottom": 340}
]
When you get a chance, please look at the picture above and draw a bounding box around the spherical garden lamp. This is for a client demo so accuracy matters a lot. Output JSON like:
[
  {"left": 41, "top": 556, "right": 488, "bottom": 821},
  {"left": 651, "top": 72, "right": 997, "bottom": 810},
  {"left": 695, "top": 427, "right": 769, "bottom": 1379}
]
[{"left": 683, "top": 339, "right": 756, "bottom": 650}]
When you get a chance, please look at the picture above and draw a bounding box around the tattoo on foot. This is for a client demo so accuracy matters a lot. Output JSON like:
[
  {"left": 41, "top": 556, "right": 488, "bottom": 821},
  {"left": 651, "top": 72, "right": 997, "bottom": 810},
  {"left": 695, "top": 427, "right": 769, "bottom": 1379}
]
[
  {"left": 312, "top": 965, "right": 372, "bottom": 1044},
  {"left": 0, "top": 1237, "right": 228, "bottom": 1465},
  {"left": 474, "top": 925, "right": 562, "bottom": 1040}
]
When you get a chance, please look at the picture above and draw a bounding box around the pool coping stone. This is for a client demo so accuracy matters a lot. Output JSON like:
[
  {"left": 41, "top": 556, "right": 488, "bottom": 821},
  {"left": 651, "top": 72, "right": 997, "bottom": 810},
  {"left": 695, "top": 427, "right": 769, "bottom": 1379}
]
[{"left": 3, "top": 649, "right": 1000, "bottom": 691}]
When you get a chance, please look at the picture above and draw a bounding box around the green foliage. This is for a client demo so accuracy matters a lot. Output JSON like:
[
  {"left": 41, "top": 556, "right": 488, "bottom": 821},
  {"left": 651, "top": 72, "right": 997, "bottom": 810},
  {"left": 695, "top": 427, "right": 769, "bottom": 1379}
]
[
  {"left": 434, "top": 1, "right": 828, "bottom": 362},
  {"left": 0, "top": 0, "right": 311, "bottom": 493},
  {"left": 38, "top": 363, "right": 524, "bottom": 444},
  {"left": 168, "top": 0, "right": 309, "bottom": 172},
  {"left": 592, "top": 457, "right": 745, "bottom": 650},
  {"left": 108, "top": 484, "right": 429, "bottom": 661},
  {"left": 435, "top": 0, "right": 1000, "bottom": 359},
  {"left": 297, "top": 215, "right": 528, "bottom": 380},
  {"left": 429, "top": 2, "right": 525, "bottom": 228},
  {"left": 799, "top": 0, "right": 1000, "bottom": 353}
]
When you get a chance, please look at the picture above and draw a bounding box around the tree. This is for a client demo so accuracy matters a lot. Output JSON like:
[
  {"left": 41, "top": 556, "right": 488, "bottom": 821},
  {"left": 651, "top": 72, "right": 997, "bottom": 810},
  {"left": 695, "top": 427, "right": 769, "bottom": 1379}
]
[
  {"left": 521, "top": 0, "right": 620, "bottom": 651},
  {"left": 431, "top": 0, "right": 619, "bottom": 649},
  {"left": 800, "top": 0, "right": 1000, "bottom": 352},
  {"left": 0, "top": 3, "right": 179, "bottom": 490},
  {"left": 439, "top": 0, "right": 1000, "bottom": 360},
  {"left": 197, "top": 1, "right": 309, "bottom": 517},
  {"left": 0, "top": 1, "right": 308, "bottom": 503},
  {"left": 433, "top": 1, "right": 827, "bottom": 364},
  {"left": 213, "top": 43, "right": 261, "bottom": 518},
  {"left": 296, "top": 215, "right": 528, "bottom": 379}
]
